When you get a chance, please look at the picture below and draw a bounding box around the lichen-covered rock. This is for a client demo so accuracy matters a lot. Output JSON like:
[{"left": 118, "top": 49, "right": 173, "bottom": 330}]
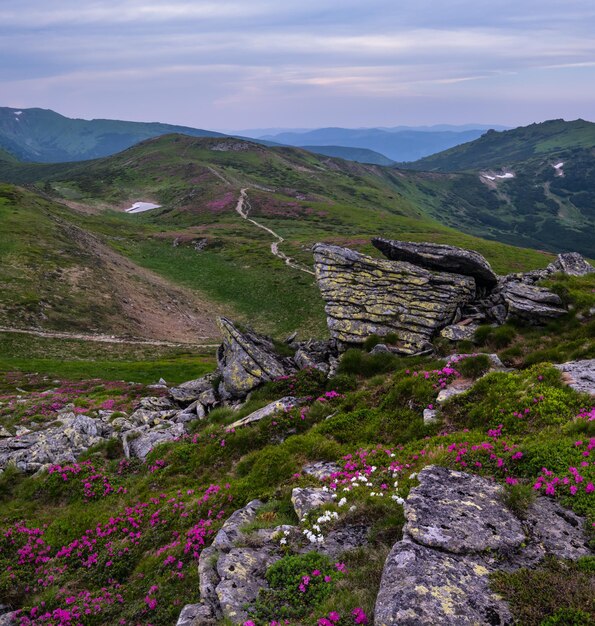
[
  {"left": 175, "top": 603, "right": 216, "bottom": 626},
  {"left": 547, "top": 252, "right": 594, "bottom": 276},
  {"left": 372, "top": 238, "right": 498, "bottom": 288},
  {"left": 313, "top": 243, "right": 476, "bottom": 354},
  {"left": 440, "top": 323, "right": 478, "bottom": 341},
  {"left": 216, "top": 547, "right": 280, "bottom": 623},
  {"left": 374, "top": 540, "right": 513, "bottom": 626},
  {"left": 501, "top": 281, "right": 566, "bottom": 323},
  {"left": 169, "top": 374, "right": 217, "bottom": 405},
  {"left": 227, "top": 397, "right": 299, "bottom": 430},
  {"left": 404, "top": 466, "right": 524, "bottom": 554},
  {"left": 554, "top": 359, "right": 595, "bottom": 395},
  {"left": 525, "top": 497, "right": 591, "bottom": 560},
  {"left": 291, "top": 487, "right": 334, "bottom": 520},
  {"left": 217, "top": 317, "right": 294, "bottom": 399}
]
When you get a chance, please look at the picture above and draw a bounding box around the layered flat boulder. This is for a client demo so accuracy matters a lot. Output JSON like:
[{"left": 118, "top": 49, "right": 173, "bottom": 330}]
[
  {"left": 313, "top": 244, "right": 476, "bottom": 354},
  {"left": 501, "top": 281, "right": 567, "bottom": 323},
  {"left": 372, "top": 238, "right": 498, "bottom": 288}
]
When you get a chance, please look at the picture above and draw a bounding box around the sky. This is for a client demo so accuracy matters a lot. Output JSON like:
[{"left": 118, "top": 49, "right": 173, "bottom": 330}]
[{"left": 1, "top": 0, "right": 595, "bottom": 130}]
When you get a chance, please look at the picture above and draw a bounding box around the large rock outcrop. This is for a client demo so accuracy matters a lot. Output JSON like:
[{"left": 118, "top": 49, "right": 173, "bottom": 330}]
[
  {"left": 547, "top": 252, "right": 594, "bottom": 276},
  {"left": 554, "top": 358, "right": 595, "bottom": 395},
  {"left": 375, "top": 465, "right": 591, "bottom": 625},
  {"left": 217, "top": 317, "right": 295, "bottom": 399},
  {"left": 372, "top": 238, "right": 498, "bottom": 288},
  {"left": 313, "top": 243, "right": 476, "bottom": 354}
]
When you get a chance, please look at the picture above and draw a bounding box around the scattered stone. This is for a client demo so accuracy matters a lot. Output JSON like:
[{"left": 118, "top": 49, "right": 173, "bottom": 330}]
[
  {"left": 227, "top": 397, "right": 299, "bottom": 430},
  {"left": 554, "top": 359, "right": 595, "bottom": 395},
  {"left": 124, "top": 423, "right": 185, "bottom": 459},
  {"left": 423, "top": 408, "right": 438, "bottom": 423},
  {"left": 525, "top": 497, "right": 591, "bottom": 560},
  {"left": 216, "top": 547, "right": 279, "bottom": 623},
  {"left": 404, "top": 466, "right": 524, "bottom": 554},
  {"left": 139, "top": 396, "right": 176, "bottom": 411},
  {"left": 212, "top": 500, "right": 263, "bottom": 551},
  {"left": 370, "top": 343, "right": 391, "bottom": 354},
  {"left": 302, "top": 461, "right": 341, "bottom": 480},
  {"left": 0, "top": 414, "right": 112, "bottom": 473},
  {"left": 372, "top": 238, "right": 498, "bottom": 288},
  {"left": 547, "top": 252, "right": 594, "bottom": 276},
  {"left": 436, "top": 379, "right": 474, "bottom": 403},
  {"left": 291, "top": 487, "right": 334, "bottom": 520},
  {"left": 313, "top": 243, "right": 476, "bottom": 354}
]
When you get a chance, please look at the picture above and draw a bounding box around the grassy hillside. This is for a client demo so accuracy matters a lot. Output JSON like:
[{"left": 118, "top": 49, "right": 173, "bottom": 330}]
[
  {"left": 403, "top": 118, "right": 595, "bottom": 172},
  {"left": 386, "top": 120, "right": 595, "bottom": 256},
  {"left": 0, "top": 136, "right": 556, "bottom": 342},
  {"left": 0, "top": 107, "right": 225, "bottom": 163}
]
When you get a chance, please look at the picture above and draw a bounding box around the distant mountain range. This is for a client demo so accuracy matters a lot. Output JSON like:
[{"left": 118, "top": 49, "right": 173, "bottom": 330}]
[
  {"left": 0, "top": 108, "right": 509, "bottom": 166},
  {"left": 0, "top": 107, "right": 225, "bottom": 162},
  {"left": 257, "top": 126, "right": 501, "bottom": 162}
]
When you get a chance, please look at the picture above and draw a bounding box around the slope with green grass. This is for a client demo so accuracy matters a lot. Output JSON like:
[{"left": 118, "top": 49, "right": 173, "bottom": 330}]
[{"left": 0, "top": 135, "right": 558, "bottom": 341}]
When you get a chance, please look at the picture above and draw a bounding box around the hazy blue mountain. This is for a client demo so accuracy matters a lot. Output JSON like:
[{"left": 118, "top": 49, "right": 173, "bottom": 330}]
[
  {"left": 301, "top": 145, "right": 395, "bottom": 165},
  {"left": 260, "top": 127, "right": 490, "bottom": 161}
]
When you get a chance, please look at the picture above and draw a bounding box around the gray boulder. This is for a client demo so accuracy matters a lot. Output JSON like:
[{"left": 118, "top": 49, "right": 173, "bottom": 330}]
[
  {"left": 372, "top": 238, "right": 498, "bottom": 288},
  {"left": 501, "top": 281, "right": 566, "bottom": 323},
  {"left": 124, "top": 423, "right": 186, "bottom": 459},
  {"left": 554, "top": 359, "right": 595, "bottom": 395},
  {"left": 547, "top": 252, "right": 594, "bottom": 276},
  {"left": 375, "top": 465, "right": 593, "bottom": 626},
  {"left": 227, "top": 397, "right": 299, "bottom": 430},
  {"left": 375, "top": 540, "right": 513, "bottom": 625},
  {"left": 404, "top": 466, "right": 524, "bottom": 554},
  {"left": 217, "top": 317, "right": 294, "bottom": 399},
  {"left": 313, "top": 243, "right": 476, "bottom": 354}
]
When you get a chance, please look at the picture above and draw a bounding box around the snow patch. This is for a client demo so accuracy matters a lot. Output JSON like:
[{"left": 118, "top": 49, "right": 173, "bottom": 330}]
[
  {"left": 553, "top": 162, "right": 564, "bottom": 169},
  {"left": 13, "top": 111, "right": 22, "bottom": 116},
  {"left": 480, "top": 170, "right": 515, "bottom": 182},
  {"left": 125, "top": 202, "right": 162, "bottom": 214},
  {"left": 495, "top": 172, "right": 514, "bottom": 179}
]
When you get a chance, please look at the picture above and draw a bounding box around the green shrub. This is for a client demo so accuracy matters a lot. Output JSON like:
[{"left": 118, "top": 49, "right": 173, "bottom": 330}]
[
  {"left": 456, "top": 354, "right": 492, "bottom": 379},
  {"left": 338, "top": 349, "right": 398, "bottom": 377},
  {"left": 540, "top": 608, "right": 594, "bottom": 626},
  {"left": 250, "top": 552, "right": 336, "bottom": 621}
]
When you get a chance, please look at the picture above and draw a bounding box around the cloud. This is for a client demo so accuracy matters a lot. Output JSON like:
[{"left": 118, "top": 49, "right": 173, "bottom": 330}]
[{"left": 1, "top": 0, "right": 594, "bottom": 126}]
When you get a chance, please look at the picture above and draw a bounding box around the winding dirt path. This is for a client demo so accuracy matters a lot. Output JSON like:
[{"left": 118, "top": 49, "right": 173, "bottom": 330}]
[
  {"left": 235, "top": 189, "right": 315, "bottom": 276},
  {"left": 0, "top": 326, "right": 219, "bottom": 348}
]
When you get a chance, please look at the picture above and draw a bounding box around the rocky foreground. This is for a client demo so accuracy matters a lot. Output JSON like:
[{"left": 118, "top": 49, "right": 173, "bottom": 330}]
[{"left": 0, "top": 240, "right": 593, "bottom": 625}]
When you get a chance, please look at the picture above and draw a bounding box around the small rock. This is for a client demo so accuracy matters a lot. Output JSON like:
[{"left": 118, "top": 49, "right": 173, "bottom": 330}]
[
  {"left": 227, "top": 397, "right": 299, "bottom": 430},
  {"left": 291, "top": 487, "right": 334, "bottom": 520},
  {"left": 303, "top": 461, "right": 341, "bottom": 480},
  {"left": 554, "top": 359, "right": 595, "bottom": 395},
  {"left": 423, "top": 408, "right": 438, "bottom": 423}
]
